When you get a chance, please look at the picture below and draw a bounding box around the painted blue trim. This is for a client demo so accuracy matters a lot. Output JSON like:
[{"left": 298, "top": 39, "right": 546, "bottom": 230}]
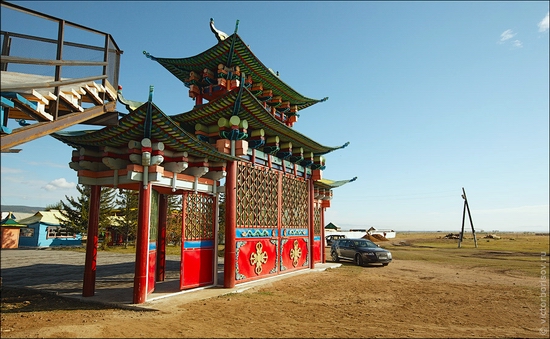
[
  {"left": 236, "top": 228, "right": 277, "bottom": 238},
  {"left": 148, "top": 242, "right": 156, "bottom": 251},
  {"left": 1, "top": 92, "right": 38, "bottom": 110},
  {"left": 314, "top": 236, "right": 321, "bottom": 241},
  {"left": 184, "top": 240, "right": 214, "bottom": 249},
  {"left": 282, "top": 228, "right": 308, "bottom": 237}
]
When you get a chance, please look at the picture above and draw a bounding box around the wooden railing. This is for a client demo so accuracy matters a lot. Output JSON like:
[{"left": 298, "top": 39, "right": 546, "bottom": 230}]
[{"left": 0, "top": 0, "right": 123, "bottom": 152}]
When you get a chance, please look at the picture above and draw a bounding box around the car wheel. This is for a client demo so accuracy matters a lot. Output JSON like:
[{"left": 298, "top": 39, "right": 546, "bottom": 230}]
[
  {"left": 355, "top": 254, "right": 364, "bottom": 266},
  {"left": 331, "top": 251, "right": 339, "bottom": 262}
]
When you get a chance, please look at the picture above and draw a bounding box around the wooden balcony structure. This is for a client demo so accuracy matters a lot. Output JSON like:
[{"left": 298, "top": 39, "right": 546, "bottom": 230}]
[{"left": 0, "top": 0, "right": 123, "bottom": 152}]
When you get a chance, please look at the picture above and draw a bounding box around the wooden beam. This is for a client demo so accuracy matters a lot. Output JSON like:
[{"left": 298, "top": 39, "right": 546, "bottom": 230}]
[
  {"left": 0, "top": 101, "right": 116, "bottom": 151},
  {"left": 0, "top": 55, "right": 108, "bottom": 67},
  {"left": 1, "top": 73, "right": 108, "bottom": 92}
]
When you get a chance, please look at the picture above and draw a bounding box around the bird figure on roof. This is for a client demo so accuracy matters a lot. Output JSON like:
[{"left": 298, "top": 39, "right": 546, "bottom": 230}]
[{"left": 210, "top": 18, "right": 229, "bottom": 42}]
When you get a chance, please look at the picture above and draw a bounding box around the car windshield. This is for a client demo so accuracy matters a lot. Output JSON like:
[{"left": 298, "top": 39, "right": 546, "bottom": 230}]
[{"left": 353, "top": 240, "right": 377, "bottom": 248}]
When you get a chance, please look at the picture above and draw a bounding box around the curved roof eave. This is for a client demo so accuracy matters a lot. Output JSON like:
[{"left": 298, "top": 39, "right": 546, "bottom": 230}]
[
  {"left": 145, "top": 34, "right": 327, "bottom": 110},
  {"left": 315, "top": 177, "right": 358, "bottom": 190},
  {"left": 52, "top": 102, "right": 240, "bottom": 163},
  {"left": 171, "top": 88, "right": 347, "bottom": 155}
]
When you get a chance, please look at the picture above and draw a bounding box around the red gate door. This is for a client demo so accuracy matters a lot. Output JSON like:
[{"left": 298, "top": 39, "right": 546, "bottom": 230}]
[
  {"left": 180, "top": 191, "right": 215, "bottom": 289},
  {"left": 279, "top": 174, "right": 310, "bottom": 272}
]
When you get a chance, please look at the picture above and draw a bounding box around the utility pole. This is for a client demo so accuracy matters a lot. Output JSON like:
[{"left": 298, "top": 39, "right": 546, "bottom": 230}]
[{"left": 458, "top": 187, "right": 478, "bottom": 248}]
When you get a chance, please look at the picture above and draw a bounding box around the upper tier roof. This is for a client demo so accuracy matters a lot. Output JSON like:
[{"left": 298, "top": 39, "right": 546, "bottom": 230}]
[
  {"left": 144, "top": 33, "right": 327, "bottom": 111},
  {"left": 51, "top": 102, "right": 240, "bottom": 164},
  {"left": 171, "top": 86, "right": 348, "bottom": 156}
]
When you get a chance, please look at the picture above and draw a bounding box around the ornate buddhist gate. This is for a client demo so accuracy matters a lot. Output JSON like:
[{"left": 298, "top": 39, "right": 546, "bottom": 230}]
[{"left": 234, "top": 162, "right": 310, "bottom": 282}]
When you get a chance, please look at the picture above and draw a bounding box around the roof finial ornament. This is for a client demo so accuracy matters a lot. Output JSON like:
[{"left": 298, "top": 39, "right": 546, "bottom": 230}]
[
  {"left": 117, "top": 85, "right": 145, "bottom": 112},
  {"left": 210, "top": 18, "right": 229, "bottom": 43}
]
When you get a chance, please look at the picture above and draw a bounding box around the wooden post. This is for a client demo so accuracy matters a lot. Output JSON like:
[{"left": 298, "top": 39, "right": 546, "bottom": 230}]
[
  {"left": 459, "top": 187, "right": 478, "bottom": 248},
  {"left": 213, "top": 190, "right": 219, "bottom": 286},
  {"left": 133, "top": 183, "right": 151, "bottom": 304},
  {"left": 308, "top": 178, "right": 314, "bottom": 269},
  {"left": 462, "top": 187, "right": 478, "bottom": 248},
  {"left": 83, "top": 185, "right": 100, "bottom": 297},
  {"left": 458, "top": 199, "right": 466, "bottom": 248},
  {"left": 223, "top": 160, "right": 237, "bottom": 288},
  {"left": 180, "top": 191, "right": 187, "bottom": 290},
  {"left": 320, "top": 201, "right": 326, "bottom": 263},
  {"left": 156, "top": 193, "right": 167, "bottom": 282}
]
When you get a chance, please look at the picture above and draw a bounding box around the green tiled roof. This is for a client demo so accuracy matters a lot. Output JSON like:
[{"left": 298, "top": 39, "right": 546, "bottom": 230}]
[
  {"left": 172, "top": 87, "right": 348, "bottom": 156},
  {"left": 1, "top": 212, "right": 25, "bottom": 227},
  {"left": 145, "top": 34, "right": 327, "bottom": 111},
  {"left": 52, "top": 102, "right": 240, "bottom": 163}
]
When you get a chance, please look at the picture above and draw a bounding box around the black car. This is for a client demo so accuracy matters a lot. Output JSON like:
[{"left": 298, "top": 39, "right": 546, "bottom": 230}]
[{"left": 330, "top": 238, "right": 392, "bottom": 266}]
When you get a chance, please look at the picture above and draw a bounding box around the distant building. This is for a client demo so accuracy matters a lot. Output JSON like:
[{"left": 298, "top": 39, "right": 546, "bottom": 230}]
[
  {"left": 1, "top": 212, "right": 26, "bottom": 249},
  {"left": 17, "top": 210, "right": 82, "bottom": 247},
  {"left": 325, "top": 222, "right": 341, "bottom": 232}
]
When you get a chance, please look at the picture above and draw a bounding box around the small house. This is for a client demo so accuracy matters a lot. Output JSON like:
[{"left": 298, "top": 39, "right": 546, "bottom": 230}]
[
  {"left": 1, "top": 212, "right": 26, "bottom": 248},
  {"left": 325, "top": 222, "right": 341, "bottom": 232},
  {"left": 17, "top": 210, "right": 82, "bottom": 247}
]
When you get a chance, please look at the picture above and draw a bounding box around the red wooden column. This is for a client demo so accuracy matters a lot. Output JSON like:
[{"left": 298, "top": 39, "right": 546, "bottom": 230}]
[
  {"left": 224, "top": 160, "right": 237, "bottom": 288},
  {"left": 133, "top": 183, "right": 151, "bottom": 304},
  {"left": 83, "top": 185, "right": 101, "bottom": 297},
  {"left": 212, "top": 191, "right": 219, "bottom": 286},
  {"left": 321, "top": 202, "right": 326, "bottom": 263},
  {"left": 308, "top": 179, "right": 315, "bottom": 269},
  {"left": 156, "top": 193, "right": 168, "bottom": 282}
]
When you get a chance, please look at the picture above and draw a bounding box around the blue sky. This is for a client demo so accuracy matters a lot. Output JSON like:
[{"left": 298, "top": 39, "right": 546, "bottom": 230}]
[{"left": 1, "top": 1, "right": 548, "bottom": 232}]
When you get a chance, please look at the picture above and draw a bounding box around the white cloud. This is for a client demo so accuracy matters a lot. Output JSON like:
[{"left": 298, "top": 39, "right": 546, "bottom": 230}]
[
  {"left": 41, "top": 178, "right": 76, "bottom": 191},
  {"left": 499, "top": 29, "right": 516, "bottom": 42},
  {"left": 27, "top": 161, "right": 70, "bottom": 169},
  {"left": 0, "top": 166, "right": 22, "bottom": 174},
  {"left": 512, "top": 40, "right": 523, "bottom": 48},
  {"left": 538, "top": 12, "right": 549, "bottom": 32}
]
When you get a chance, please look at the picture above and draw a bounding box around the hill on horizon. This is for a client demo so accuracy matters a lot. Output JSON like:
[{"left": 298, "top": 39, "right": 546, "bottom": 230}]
[{"left": 1, "top": 205, "right": 45, "bottom": 213}]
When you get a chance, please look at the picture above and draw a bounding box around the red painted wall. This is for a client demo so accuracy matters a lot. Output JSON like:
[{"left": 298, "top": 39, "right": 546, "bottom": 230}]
[
  {"left": 236, "top": 239, "right": 278, "bottom": 280},
  {"left": 147, "top": 248, "right": 156, "bottom": 294},
  {"left": 313, "top": 240, "right": 321, "bottom": 263},
  {"left": 280, "top": 237, "right": 308, "bottom": 272},
  {"left": 182, "top": 248, "right": 214, "bottom": 288}
]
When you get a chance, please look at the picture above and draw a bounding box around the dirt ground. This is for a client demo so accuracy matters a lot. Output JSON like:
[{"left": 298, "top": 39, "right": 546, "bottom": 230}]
[{"left": 1, "top": 239, "right": 549, "bottom": 338}]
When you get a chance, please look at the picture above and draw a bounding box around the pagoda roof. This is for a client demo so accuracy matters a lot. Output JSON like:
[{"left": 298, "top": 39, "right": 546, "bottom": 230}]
[
  {"left": 172, "top": 87, "right": 348, "bottom": 156},
  {"left": 52, "top": 102, "right": 240, "bottom": 163},
  {"left": 145, "top": 34, "right": 327, "bottom": 111},
  {"left": 1, "top": 212, "right": 25, "bottom": 227}
]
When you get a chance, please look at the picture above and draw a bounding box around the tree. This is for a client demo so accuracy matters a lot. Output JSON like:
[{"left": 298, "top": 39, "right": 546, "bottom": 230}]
[
  {"left": 56, "top": 184, "right": 116, "bottom": 249},
  {"left": 166, "top": 194, "right": 183, "bottom": 246},
  {"left": 115, "top": 189, "right": 139, "bottom": 248},
  {"left": 45, "top": 201, "right": 63, "bottom": 211}
]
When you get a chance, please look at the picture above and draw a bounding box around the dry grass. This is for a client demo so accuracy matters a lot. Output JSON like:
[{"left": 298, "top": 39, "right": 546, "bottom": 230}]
[
  {"left": 53, "top": 232, "right": 549, "bottom": 277},
  {"left": 383, "top": 232, "right": 549, "bottom": 277}
]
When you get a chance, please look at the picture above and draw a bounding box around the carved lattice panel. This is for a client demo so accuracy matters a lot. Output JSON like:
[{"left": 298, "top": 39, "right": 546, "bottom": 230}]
[
  {"left": 281, "top": 175, "right": 308, "bottom": 228},
  {"left": 314, "top": 203, "right": 322, "bottom": 236},
  {"left": 236, "top": 164, "right": 279, "bottom": 228},
  {"left": 184, "top": 192, "right": 214, "bottom": 241}
]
